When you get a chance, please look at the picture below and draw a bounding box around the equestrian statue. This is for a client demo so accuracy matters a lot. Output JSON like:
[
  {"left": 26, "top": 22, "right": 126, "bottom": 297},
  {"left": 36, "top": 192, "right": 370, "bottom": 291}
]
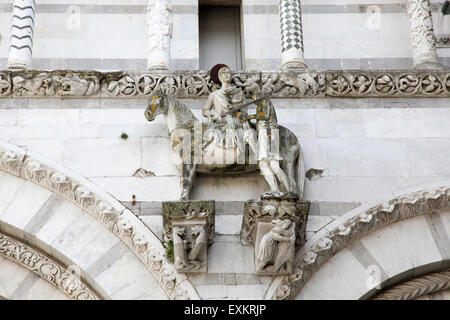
[{"left": 145, "top": 64, "right": 305, "bottom": 201}]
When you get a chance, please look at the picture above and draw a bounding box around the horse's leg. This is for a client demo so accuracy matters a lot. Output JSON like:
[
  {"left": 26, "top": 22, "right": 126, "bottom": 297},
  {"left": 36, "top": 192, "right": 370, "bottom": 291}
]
[
  {"left": 282, "top": 159, "right": 297, "bottom": 193},
  {"left": 181, "top": 164, "right": 196, "bottom": 200}
]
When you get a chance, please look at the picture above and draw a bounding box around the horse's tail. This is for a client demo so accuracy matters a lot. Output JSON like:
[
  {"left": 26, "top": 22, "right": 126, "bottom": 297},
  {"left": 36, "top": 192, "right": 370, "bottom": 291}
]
[{"left": 296, "top": 142, "right": 306, "bottom": 199}]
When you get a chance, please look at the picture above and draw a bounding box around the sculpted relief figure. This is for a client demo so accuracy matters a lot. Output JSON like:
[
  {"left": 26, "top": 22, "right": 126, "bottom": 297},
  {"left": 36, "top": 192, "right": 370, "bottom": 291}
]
[
  {"left": 256, "top": 219, "right": 295, "bottom": 274},
  {"left": 172, "top": 225, "right": 207, "bottom": 272},
  {"left": 145, "top": 64, "right": 306, "bottom": 200},
  {"left": 202, "top": 64, "right": 258, "bottom": 165}
]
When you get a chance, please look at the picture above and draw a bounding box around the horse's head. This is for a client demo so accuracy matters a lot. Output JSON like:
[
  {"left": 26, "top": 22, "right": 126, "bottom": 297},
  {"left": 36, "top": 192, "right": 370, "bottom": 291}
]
[{"left": 145, "top": 89, "right": 167, "bottom": 122}]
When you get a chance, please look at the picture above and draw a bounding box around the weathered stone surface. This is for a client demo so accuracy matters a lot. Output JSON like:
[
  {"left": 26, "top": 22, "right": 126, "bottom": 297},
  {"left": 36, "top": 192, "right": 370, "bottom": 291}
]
[
  {"left": 0, "top": 69, "right": 448, "bottom": 99},
  {"left": 162, "top": 200, "right": 215, "bottom": 273}
]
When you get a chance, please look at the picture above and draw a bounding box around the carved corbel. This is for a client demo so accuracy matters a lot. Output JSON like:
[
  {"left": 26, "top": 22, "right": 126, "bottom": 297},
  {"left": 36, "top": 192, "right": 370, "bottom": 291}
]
[
  {"left": 162, "top": 200, "right": 215, "bottom": 273},
  {"left": 241, "top": 194, "right": 309, "bottom": 276}
]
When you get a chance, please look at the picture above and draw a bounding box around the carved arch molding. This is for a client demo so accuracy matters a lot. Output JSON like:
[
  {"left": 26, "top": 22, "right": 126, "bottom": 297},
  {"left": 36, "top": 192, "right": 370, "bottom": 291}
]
[
  {"left": 0, "top": 231, "right": 97, "bottom": 300},
  {"left": 267, "top": 184, "right": 450, "bottom": 300},
  {"left": 0, "top": 141, "right": 198, "bottom": 300}
]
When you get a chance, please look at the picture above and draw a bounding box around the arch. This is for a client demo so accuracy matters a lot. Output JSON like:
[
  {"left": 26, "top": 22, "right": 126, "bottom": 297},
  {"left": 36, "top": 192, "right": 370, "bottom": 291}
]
[
  {"left": 266, "top": 182, "right": 450, "bottom": 300},
  {"left": 0, "top": 240, "right": 73, "bottom": 300},
  {"left": 0, "top": 141, "right": 199, "bottom": 300}
]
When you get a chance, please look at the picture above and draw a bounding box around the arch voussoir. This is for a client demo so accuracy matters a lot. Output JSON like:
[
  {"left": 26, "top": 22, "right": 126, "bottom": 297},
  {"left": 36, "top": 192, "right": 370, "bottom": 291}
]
[{"left": 0, "top": 140, "right": 199, "bottom": 300}]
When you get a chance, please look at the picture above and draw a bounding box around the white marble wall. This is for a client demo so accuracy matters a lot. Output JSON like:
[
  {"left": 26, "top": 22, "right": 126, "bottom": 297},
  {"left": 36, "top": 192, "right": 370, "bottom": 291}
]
[
  {"left": 0, "top": 0, "right": 449, "bottom": 70},
  {"left": 1, "top": 97, "right": 449, "bottom": 206}
]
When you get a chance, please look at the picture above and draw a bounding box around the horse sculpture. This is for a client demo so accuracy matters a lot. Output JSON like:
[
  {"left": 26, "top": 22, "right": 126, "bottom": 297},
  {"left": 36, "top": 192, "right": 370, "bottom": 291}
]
[{"left": 144, "top": 90, "right": 305, "bottom": 201}]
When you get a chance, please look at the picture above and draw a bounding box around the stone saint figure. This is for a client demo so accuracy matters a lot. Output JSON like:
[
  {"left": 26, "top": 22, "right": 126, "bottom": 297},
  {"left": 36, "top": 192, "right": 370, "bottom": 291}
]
[
  {"left": 257, "top": 219, "right": 295, "bottom": 272},
  {"left": 202, "top": 64, "right": 257, "bottom": 158}
]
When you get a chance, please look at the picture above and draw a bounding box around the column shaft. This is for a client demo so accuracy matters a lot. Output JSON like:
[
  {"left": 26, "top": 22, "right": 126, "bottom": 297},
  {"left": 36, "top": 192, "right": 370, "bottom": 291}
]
[
  {"left": 407, "top": 0, "right": 442, "bottom": 69},
  {"left": 279, "top": 0, "right": 307, "bottom": 70},
  {"left": 8, "top": 0, "right": 35, "bottom": 69},
  {"left": 147, "top": 0, "right": 173, "bottom": 70}
]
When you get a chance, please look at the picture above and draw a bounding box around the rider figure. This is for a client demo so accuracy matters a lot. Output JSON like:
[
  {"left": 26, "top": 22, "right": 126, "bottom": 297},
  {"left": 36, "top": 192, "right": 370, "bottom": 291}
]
[
  {"left": 250, "top": 93, "right": 290, "bottom": 195},
  {"left": 202, "top": 64, "right": 257, "bottom": 160}
]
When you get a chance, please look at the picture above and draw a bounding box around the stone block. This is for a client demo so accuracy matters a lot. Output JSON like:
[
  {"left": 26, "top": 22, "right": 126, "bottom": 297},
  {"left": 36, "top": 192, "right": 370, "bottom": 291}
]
[
  {"left": 325, "top": 138, "right": 409, "bottom": 177},
  {"left": 215, "top": 215, "right": 242, "bottom": 235},
  {"left": 91, "top": 176, "right": 181, "bottom": 201},
  {"left": 407, "top": 139, "right": 450, "bottom": 177},
  {"left": 208, "top": 235, "right": 254, "bottom": 274},
  {"left": 359, "top": 225, "right": 415, "bottom": 278},
  {"left": 50, "top": 214, "right": 106, "bottom": 268},
  {"left": 389, "top": 215, "right": 443, "bottom": 270},
  {"left": 11, "top": 139, "right": 64, "bottom": 164},
  {"left": 364, "top": 108, "right": 450, "bottom": 138},
  {"left": 79, "top": 109, "right": 149, "bottom": 125},
  {"left": 0, "top": 109, "right": 17, "bottom": 125},
  {"left": 315, "top": 108, "right": 365, "bottom": 138},
  {"left": 142, "top": 138, "right": 180, "bottom": 176},
  {"left": 17, "top": 109, "right": 79, "bottom": 126},
  {"left": 63, "top": 138, "right": 141, "bottom": 177},
  {"left": 306, "top": 215, "right": 333, "bottom": 232},
  {"left": 196, "top": 285, "right": 228, "bottom": 299},
  {"left": 94, "top": 251, "right": 166, "bottom": 299},
  {"left": 296, "top": 248, "right": 369, "bottom": 300},
  {"left": 243, "top": 14, "right": 280, "bottom": 40},
  {"left": 191, "top": 175, "right": 268, "bottom": 201},
  {"left": 0, "top": 173, "right": 26, "bottom": 215},
  {"left": 34, "top": 200, "right": 83, "bottom": 249},
  {"left": 299, "top": 138, "right": 328, "bottom": 173},
  {"left": 139, "top": 215, "right": 163, "bottom": 241},
  {"left": 0, "top": 181, "right": 52, "bottom": 232},
  {"left": 227, "top": 284, "right": 267, "bottom": 300},
  {"left": 98, "top": 123, "right": 168, "bottom": 139},
  {"left": 304, "top": 176, "right": 398, "bottom": 202}
]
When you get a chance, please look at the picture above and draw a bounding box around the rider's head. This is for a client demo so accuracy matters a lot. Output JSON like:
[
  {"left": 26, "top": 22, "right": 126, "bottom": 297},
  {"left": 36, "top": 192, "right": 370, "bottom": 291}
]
[{"left": 210, "top": 64, "right": 230, "bottom": 85}]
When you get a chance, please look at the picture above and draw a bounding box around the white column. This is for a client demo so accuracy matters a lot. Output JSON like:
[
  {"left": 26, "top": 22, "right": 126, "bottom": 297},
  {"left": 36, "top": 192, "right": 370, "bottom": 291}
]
[
  {"left": 147, "top": 0, "right": 173, "bottom": 70},
  {"left": 407, "top": 0, "right": 442, "bottom": 69},
  {"left": 8, "top": 0, "right": 35, "bottom": 69},
  {"left": 278, "top": 0, "right": 307, "bottom": 70}
]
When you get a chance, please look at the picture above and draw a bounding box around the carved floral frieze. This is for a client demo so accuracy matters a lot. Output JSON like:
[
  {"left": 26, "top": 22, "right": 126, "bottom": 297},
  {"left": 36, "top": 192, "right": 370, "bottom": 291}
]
[
  {"left": 269, "top": 186, "right": 450, "bottom": 300},
  {"left": 0, "top": 69, "right": 449, "bottom": 99},
  {"left": 0, "top": 232, "right": 98, "bottom": 300},
  {"left": 0, "top": 141, "right": 197, "bottom": 300}
]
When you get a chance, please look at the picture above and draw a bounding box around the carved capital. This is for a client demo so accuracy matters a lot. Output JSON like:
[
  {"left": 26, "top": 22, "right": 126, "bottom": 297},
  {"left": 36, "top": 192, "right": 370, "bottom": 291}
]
[
  {"left": 162, "top": 200, "right": 215, "bottom": 273},
  {"left": 241, "top": 195, "right": 310, "bottom": 276}
]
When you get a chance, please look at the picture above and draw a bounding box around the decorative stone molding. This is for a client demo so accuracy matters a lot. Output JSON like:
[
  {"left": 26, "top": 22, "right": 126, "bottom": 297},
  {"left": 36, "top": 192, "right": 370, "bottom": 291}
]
[
  {"left": 147, "top": 0, "right": 173, "bottom": 70},
  {"left": 0, "top": 232, "right": 99, "bottom": 300},
  {"left": 267, "top": 186, "right": 450, "bottom": 300},
  {"left": 374, "top": 270, "right": 450, "bottom": 300},
  {"left": 407, "top": 0, "right": 442, "bottom": 69},
  {"left": 162, "top": 201, "right": 215, "bottom": 273},
  {"left": 8, "top": 0, "right": 35, "bottom": 69},
  {"left": 0, "top": 141, "right": 199, "bottom": 300},
  {"left": 278, "top": 0, "right": 307, "bottom": 70},
  {"left": 241, "top": 195, "right": 310, "bottom": 276},
  {"left": 436, "top": 36, "right": 450, "bottom": 48},
  {"left": 0, "top": 69, "right": 449, "bottom": 99}
]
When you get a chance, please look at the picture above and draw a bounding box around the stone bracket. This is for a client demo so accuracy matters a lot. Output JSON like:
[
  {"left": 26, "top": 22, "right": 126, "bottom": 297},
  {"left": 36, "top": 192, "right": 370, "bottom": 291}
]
[
  {"left": 162, "top": 200, "right": 215, "bottom": 273},
  {"left": 241, "top": 195, "right": 310, "bottom": 276}
]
